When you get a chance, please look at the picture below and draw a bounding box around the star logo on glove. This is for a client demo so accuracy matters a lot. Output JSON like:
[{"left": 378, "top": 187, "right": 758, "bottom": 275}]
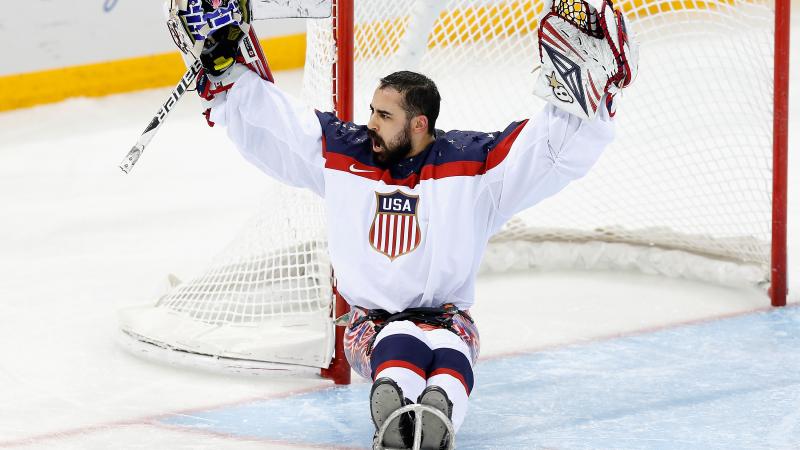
[
  {"left": 546, "top": 72, "right": 574, "bottom": 104},
  {"left": 542, "top": 43, "right": 588, "bottom": 114}
]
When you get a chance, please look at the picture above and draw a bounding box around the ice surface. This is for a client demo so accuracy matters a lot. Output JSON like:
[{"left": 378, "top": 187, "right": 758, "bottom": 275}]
[
  {"left": 162, "top": 308, "right": 800, "bottom": 449},
  {"left": 0, "top": 18, "right": 798, "bottom": 449}
]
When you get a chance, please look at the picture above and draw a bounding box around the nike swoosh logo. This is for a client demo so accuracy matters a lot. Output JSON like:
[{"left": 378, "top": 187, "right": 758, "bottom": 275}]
[{"left": 349, "top": 164, "right": 375, "bottom": 173}]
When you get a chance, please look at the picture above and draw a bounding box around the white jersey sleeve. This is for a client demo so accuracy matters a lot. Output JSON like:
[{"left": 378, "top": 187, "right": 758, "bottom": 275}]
[
  {"left": 483, "top": 101, "right": 615, "bottom": 232},
  {"left": 209, "top": 71, "right": 326, "bottom": 196}
]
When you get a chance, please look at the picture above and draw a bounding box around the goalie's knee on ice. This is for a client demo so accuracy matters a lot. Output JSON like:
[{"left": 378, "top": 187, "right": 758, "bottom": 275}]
[
  {"left": 425, "top": 328, "right": 471, "bottom": 358},
  {"left": 370, "top": 323, "right": 433, "bottom": 381}
]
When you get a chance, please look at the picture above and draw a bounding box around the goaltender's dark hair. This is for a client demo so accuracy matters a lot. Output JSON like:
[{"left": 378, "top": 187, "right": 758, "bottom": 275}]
[{"left": 378, "top": 71, "right": 441, "bottom": 135}]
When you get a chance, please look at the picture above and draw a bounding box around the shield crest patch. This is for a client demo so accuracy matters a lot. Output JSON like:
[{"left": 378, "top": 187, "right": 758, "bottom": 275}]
[{"left": 369, "top": 190, "right": 422, "bottom": 260}]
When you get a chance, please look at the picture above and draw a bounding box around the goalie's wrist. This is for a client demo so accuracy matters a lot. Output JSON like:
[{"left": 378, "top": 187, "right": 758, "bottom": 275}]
[
  {"left": 195, "top": 63, "right": 247, "bottom": 127},
  {"left": 203, "top": 95, "right": 229, "bottom": 128}
]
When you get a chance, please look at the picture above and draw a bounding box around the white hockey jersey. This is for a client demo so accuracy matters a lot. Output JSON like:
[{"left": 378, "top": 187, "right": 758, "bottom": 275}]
[{"left": 210, "top": 71, "right": 615, "bottom": 313}]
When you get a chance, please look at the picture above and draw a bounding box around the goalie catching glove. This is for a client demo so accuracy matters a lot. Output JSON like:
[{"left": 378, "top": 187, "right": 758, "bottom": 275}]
[
  {"left": 165, "top": 0, "right": 273, "bottom": 124},
  {"left": 533, "top": 0, "right": 638, "bottom": 120}
]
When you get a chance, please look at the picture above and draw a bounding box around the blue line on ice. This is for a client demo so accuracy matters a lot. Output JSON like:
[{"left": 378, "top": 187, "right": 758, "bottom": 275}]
[{"left": 161, "top": 307, "right": 800, "bottom": 449}]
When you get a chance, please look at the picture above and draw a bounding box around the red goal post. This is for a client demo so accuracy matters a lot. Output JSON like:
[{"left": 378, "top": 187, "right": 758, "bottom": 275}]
[{"left": 771, "top": 0, "right": 789, "bottom": 307}]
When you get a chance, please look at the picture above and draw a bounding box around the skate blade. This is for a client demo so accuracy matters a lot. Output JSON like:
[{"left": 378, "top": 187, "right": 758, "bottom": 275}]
[
  {"left": 419, "top": 391, "right": 451, "bottom": 449},
  {"left": 371, "top": 383, "right": 407, "bottom": 449}
]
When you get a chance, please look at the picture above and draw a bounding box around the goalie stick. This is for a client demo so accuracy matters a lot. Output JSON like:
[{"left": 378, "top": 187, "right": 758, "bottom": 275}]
[
  {"left": 119, "top": 16, "right": 272, "bottom": 174},
  {"left": 118, "top": 59, "right": 202, "bottom": 174}
]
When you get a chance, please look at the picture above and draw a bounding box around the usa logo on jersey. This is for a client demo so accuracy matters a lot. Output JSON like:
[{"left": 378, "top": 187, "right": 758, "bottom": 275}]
[{"left": 369, "top": 191, "right": 421, "bottom": 260}]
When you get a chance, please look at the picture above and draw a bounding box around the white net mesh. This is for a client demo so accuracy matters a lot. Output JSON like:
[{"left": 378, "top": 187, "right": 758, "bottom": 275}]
[
  {"left": 156, "top": 186, "right": 330, "bottom": 325},
  {"left": 118, "top": 184, "right": 335, "bottom": 370}
]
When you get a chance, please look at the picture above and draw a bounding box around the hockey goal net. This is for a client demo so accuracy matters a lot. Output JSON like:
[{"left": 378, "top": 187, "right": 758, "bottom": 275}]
[{"left": 118, "top": 0, "right": 788, "bottom": 384}]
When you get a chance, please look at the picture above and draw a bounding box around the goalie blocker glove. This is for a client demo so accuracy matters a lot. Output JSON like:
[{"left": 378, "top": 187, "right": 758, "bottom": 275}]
[
  {"left": 166, "top": 0, "right": 273, "bottom": 125},
  {"left": 533, "top": 0, "right": 639, "bottom": 120}
]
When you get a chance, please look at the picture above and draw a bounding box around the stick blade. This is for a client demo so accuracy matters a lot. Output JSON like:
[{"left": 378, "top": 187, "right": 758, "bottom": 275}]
[
  {"left": 119, "top": 145, "right": 143, "bottom": 174},
  {"left": 252, "top": 0, "right": 331, "bottom": 19}
]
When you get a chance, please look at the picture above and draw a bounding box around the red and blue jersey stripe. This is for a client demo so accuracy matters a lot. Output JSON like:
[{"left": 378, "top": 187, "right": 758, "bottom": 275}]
[{"left": 316, "top": 111, "right": 528, "bottom": 188}]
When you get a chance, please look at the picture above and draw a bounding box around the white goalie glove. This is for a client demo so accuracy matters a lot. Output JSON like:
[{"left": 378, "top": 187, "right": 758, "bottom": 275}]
[
  {"left": 533, "top": 0, "right": 639, "bottom": 120},
  {"left": 164, "top": 0, "right": 273, "bottom": 125}
]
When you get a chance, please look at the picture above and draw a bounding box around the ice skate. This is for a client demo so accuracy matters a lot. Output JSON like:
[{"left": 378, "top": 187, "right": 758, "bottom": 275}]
[
  {"left": 371, "top": 377, "right": 413, "bottom": 449},
  {"left": 418, "top": 385, "right": 454, "bottom": 450}
]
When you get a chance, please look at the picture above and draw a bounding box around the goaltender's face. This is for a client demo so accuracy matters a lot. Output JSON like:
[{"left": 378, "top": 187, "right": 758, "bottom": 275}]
[{"left": 367, "top": 87, "right": 413, "bottom": 169}]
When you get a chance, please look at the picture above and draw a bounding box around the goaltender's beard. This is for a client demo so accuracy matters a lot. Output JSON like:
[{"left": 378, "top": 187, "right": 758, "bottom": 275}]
[{"left": 368, "top": 125, "right": 413, "bottom": 169}]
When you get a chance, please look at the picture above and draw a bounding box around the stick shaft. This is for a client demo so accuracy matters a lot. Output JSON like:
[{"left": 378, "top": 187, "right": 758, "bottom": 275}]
[{"left": 119, "top": 60, "right": 202, "bottom": 174}]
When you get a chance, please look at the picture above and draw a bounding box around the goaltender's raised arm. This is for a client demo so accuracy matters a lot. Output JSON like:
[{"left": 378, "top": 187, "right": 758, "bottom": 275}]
[{"left": 166, "top": 0, "right": 637, "bottom": 448}]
